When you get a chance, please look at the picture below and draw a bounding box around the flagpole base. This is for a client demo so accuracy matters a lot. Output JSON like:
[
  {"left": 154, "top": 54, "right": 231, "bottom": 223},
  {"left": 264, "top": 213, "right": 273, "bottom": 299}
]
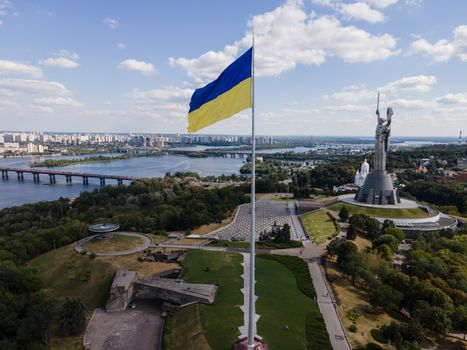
[{"left": 233, "top": 336, "right": 268, "bottom": 350}]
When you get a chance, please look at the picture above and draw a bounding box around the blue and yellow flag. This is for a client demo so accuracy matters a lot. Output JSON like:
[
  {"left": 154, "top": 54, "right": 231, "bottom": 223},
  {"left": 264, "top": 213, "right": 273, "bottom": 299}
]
[{"left": 187, "top": 48, "right": 252, "bottom": 132}]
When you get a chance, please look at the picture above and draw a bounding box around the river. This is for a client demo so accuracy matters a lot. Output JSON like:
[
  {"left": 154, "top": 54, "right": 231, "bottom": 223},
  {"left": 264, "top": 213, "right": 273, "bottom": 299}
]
[{"left": 0, "top": 154, "right": 245, "bottom": 209}]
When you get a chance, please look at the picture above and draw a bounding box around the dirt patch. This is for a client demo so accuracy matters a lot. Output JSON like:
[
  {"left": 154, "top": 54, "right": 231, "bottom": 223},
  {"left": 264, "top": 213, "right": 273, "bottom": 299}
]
[
  {"left": 325, "top": 260, "right": 395, "bottom": 349},
  {"left": 97, "top": 254, "right": 179, "bottom": 278},
  {"left": 192, "top": 209, "right": 237, "bottom": 235},
  {"left": 86, "top": 234, "right": 144, "bottom": 253}
]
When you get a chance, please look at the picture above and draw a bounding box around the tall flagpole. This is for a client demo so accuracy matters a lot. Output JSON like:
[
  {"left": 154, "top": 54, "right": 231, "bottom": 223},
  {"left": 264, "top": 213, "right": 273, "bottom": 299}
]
[{"left": 247, "top": 30, "right": 256, "bottom": 350}]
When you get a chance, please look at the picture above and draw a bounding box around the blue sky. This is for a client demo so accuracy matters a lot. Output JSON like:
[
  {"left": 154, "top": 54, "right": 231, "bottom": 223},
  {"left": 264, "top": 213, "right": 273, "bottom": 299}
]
[{"left": 0, "top": 0, "right": 466, "bottom": 136}]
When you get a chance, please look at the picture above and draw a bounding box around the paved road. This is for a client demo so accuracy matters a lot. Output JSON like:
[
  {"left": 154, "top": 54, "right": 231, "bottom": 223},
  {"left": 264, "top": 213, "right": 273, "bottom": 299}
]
[{"left": 273, "top": 242, "right": 351, "bottom": 350}]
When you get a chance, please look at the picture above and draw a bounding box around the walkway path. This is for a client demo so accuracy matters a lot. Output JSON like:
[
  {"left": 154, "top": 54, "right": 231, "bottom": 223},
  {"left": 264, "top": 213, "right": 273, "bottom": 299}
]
[
  {"left": 238, "top": 253, "right": 259, "bottom": 338},
  {"left": 273, "top": 242, "right": 351, "bottom": 350},
  {"left": 288, "top": 201, "right": 308, "bottom": 240}
]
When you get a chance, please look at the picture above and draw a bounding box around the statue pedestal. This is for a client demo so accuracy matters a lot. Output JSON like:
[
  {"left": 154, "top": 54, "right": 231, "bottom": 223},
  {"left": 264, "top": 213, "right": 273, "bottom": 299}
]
[
  {"left": 233, "top": 337, "right": 269, "bottom": 350},
  {"left": 355, "top": 171, "right": 400, "bottom": 205}
]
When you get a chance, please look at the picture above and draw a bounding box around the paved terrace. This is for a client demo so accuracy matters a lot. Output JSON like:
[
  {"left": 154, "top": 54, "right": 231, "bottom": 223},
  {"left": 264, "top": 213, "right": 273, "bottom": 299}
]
[{"left": 207, "top": 200, "right": 295, "bottom": 241}]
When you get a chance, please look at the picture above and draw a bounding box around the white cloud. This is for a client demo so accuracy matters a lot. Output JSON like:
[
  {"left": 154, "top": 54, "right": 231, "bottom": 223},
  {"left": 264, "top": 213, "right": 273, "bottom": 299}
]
[
  {"left": 380, "top": 75, "right": 436, "bottom": 94},
  {"left": 0, "top": 79, "right": 71, "bottom": 96},
  {"left": 128, "top": 86, "right": 193, "bottom": 120},
  {"left": 33, "top": 97, "right": 82, "bottom": 107},
  {"left": 340, "top": 2, "right": 385, "bottom": 23},
  {"left": 129, "top": 86, "right": 192, "bottom": 103},
  {"left": 436, "top": 93, "right": 467, "bottom": 105},
  {"left": 117, "top": 43, "right": 126, "bottom": 49},
  {"left": 169, "top": 46, "right": 239, "bottom": 83},
  {"left": 118, "top": 59, "right": 156, "bottom": 75},
  {"left": 40, "top": 57, "right": 79, "bottom": 68},
  {"left": 364, "top": 0, "right": 399, "bottom": 8},
  {"left": 388, "top": 98, "right": 436, "bottom": 109},
  {"left": 103, "top": 17, "right": 119, "bottom": 29},
  {"left": 171, "top": 1, "right": 398, "bottom": 84},
  {"left": 327, "top": 75, "right": 437, "bottom": 103},
  {"left": 54, "top": 50, "right": 79, "bottom": 60},
  {"left": 40, "top": 50, "right": 80, "bottom": 68},
  {"left": 326, "top": 86, "right": 375, "bottom": 102},
  {"left": 409, "top": 25, "right": 467, "bottom": 62},
  {"left": 0, "top": 0, "right": 10, "bottom": 18},
  {"left": 405, "top": 0, "right": 422, "bottom": 6},
  {"left": 0, "top": 60, "right": 43, "bottom": 78}
]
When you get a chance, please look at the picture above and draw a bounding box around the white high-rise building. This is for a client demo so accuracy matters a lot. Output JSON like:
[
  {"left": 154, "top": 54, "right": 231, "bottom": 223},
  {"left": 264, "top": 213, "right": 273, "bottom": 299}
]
[{"left": 354, "top": 159, "right": 370, "bottom": 187}]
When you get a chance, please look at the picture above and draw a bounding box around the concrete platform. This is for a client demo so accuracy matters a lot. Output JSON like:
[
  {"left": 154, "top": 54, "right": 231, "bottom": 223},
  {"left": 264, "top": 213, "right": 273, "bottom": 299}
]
[
  {"left": 339, "top": 194, "right": 419, "bottom": 209},
  {"left": 84, "top": 300, "right": 163, "bottom": 350}
]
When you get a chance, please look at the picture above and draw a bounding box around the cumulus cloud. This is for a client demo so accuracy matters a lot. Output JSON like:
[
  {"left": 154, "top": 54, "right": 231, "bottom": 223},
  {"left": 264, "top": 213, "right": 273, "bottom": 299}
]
[
  {"left": 0, "top": 79, "right": 71, "bottom": 96},
  {"left": 117, "top": 43, "right": 126, "bottom": 49},
  {"left": 128, "top": 86, "right": 193, "bottom": 120},
  {"left": 328, "top": 75, "right": 437, "bottom": 102},
  {"left": 170, "top": 0, "right": 399, "bottom": 83},
  {"left": 103, "top": 17, "right": 119, "bottom": 29},
  {"left": 409, "top": 25, "right": 467, "bottom": 62},
  {"left": 364, "top": 0, "right": 399, "bottom": 8},
  {"left": 33, "top": 97, "right": 82, "bottom": 107},
  {"left": 339, "top": 2, "right": 385, "bottom": 23},
  {"left": 0, "top": 60, "right": 43, "bottom": 78},
  {"left": 40, "top": 50, "right": 80, "bottom": 68},
  {"left": 436, "top": 92, "right": 467, "bottom": 105},
  {"left": 118, "top": 59, "right": 156, "bottom": 76},
  {"left": 40, "top": 57, "right": 79, "bottom": 68},
  {"left": 129, "top": 86, "right": 192, "bottom": 103},
  {"left": 380, "top": 75, "right": 437, "bottom": 94}
]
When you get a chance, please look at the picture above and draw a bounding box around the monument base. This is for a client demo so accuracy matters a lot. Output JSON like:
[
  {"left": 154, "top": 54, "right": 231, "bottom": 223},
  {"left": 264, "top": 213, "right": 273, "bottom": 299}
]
[
  {"left": 355, "top": 172, "right": 400, "bottom": 205},
  {"left": 233, "top": 337, "right": 269, "bottom": 350}
]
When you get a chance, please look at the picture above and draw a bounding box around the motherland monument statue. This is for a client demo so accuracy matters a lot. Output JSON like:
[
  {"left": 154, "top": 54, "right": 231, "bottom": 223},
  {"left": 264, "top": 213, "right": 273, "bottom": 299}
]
[{"left": 355, "top": 93, "right": 401, "bottom": 205}]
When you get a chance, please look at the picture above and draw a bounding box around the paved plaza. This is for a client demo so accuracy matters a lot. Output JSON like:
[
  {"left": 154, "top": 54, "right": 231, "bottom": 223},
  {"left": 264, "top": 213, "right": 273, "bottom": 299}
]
[
  {"left": 84, "top": 300, "right": 163, "bottom": 350},
  {"left": 207, "top": 200, "right": 295, "bottom": 241}
]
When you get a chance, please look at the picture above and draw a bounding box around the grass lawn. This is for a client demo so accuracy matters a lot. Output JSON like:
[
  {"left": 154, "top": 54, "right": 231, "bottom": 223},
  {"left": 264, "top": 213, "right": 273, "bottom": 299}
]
[
  {"left": 164, "top": 250, "right": 243, "bottom": 350},
  {"left": 256, "top": 254, "right": 331, "bottom": 350},
  {"left": 301, "top": 210, "right": 338, "bottom": 244},
  {"left": 256, "top": 257, "right": 318, "bottom": 350},
  {"left": 327, "top": 202, "right": 430, "bottom": 219},
  {"left": 163, "top": 303, "right": 210, "bottom": 350},
  {"left": 85, "top": 234, "right": 144, "bottom": 253}
]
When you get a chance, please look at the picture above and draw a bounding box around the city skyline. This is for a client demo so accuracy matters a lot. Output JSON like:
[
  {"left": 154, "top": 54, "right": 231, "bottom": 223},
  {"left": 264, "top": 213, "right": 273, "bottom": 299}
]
[{"left": 1, "top": 0, "right": 467, "bottom": 136}]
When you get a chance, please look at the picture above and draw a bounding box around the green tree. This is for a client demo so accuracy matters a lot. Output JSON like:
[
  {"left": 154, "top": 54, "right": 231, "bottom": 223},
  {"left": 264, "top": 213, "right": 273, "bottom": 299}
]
[
  {"left": 58, "top": 298, "right": 86, "bottom": 336},
  {"left": 338, "top": 206, "right": 349, "bottom": 222}
]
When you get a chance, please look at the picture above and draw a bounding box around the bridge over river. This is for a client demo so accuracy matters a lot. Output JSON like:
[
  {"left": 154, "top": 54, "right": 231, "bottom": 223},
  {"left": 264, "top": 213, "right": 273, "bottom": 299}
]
[{"left": 0, "top": 167, "right": 143, "bottom": 186}]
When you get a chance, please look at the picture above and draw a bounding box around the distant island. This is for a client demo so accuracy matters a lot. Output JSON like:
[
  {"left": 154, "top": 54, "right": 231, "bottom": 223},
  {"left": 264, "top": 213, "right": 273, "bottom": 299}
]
[{"left": 29, "top": 153, "right": 163, "bottom": 168}]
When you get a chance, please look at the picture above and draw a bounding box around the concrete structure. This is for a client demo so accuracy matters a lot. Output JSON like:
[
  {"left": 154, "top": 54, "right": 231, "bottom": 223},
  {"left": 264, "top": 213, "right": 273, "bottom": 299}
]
[
  {"left": 0, "top": 166, "right": 141, "bottom": 186},
  {"left": 105, "top": 269, "right": 217, "bottom": 312},
  {"left": 89, "top": 222, "right": 120, "bottom": 239},
  {"left": 106, "top": 270, "right": 137, "bottom": 312},
  {"left": 355, "top": 99, "right": 401, "bottom": 205}
]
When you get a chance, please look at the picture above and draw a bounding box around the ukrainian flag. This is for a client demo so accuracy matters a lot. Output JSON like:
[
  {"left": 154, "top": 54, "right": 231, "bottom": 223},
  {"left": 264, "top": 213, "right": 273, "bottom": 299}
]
[{"left": 187, "top": 48, "right": 252, "bottom": 132}]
